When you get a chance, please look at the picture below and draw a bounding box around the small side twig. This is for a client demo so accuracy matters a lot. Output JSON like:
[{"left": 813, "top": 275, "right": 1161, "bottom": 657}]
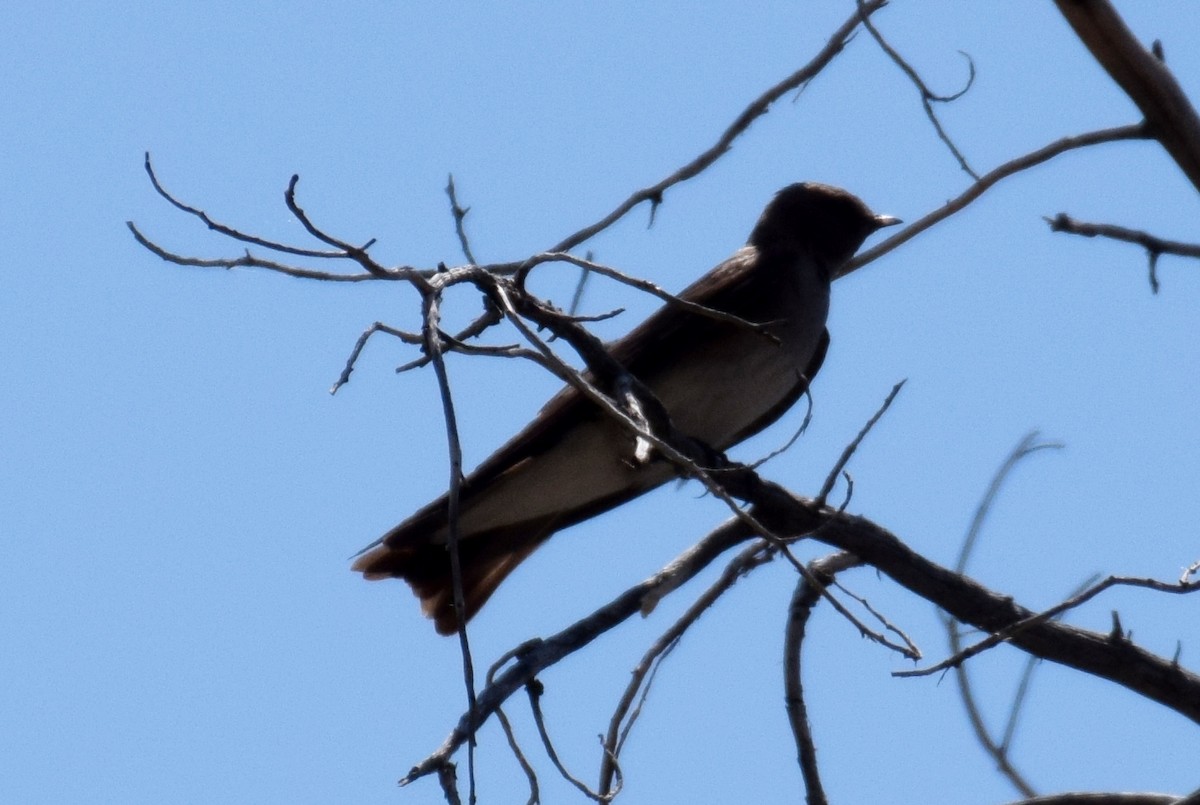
[
  {"left": 566, "top": 250, "right": 595, "bottom": 318},
  {"left": 1046, "top": 213, "right": 1200, "bottom": 294},
  {"left": 446, "top": 174, "right": 479, "bottom": 265},
  {"left": 284, "top": 174, "right": 391, "bottom": 277}
]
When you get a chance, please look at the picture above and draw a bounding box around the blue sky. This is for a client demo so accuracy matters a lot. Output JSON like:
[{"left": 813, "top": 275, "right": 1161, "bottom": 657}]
[{"left": 3, "top": 3, "right": 1199, "bottom": 803}]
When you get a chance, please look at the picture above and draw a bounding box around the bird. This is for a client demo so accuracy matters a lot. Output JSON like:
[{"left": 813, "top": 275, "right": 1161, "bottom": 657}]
[{"left": 352, "top": 183, "right": 899, "bottom": 634}]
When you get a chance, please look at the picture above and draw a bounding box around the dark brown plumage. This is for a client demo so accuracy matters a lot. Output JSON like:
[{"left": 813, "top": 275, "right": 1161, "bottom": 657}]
[{"left": 352, "top": 183, "right": 898, "bottom": 634}]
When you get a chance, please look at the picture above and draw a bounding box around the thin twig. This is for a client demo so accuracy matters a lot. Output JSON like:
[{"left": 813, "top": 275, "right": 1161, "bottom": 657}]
[
  {"left": 526, "top": 682, "right": 617, "bottom": 802},
  {"left": 138, "top": 153, "right": 349, "bottom": 259},
  {"left": 516, "top": 251, "right": 777, "bottom": 338},
  {"left": 816, "top": 380, "right": 906, "bottom": 506},
  {"left": 446, "top": 174, "right": 479, "bottom": 265},
  {"left": 832, "top": 574, "right": 920, "bottom": 657},
  {"left": 748, "top": 389, "right": 814, "bottom": 470},
  {"left": 856, "top": 0, "right": 979, "bottom": 178},
  {"left": 1047, "top": 213, "right": 1200, "bottom": 294},
  {"left": 956, "top": 431, "right": 1064, "bottom": 574},
  {"left": 493, "top": 705, "right": 539, "bottom": 805},
  {"left": 844, "top": 123, "right": 1152, "bottom": 277},
  {"left": 420, "top": 286, "right": 479, "bottom": 802},
  {"left": 599, "top": 541, "right": 774, "bottom": 795},
  {"left": 283, "top": 175, "right": 391, "bottom": 277},
  {"left": 126, "top": 221, "right": 381, "bottom": 281},
  {"left": 330, "top": 321, "right": 421, "bottom": 394},
  {"left": 944, "top": 431, "right": 1063, "bottom": 798},
  {"left": 393, "top": 297, "right": 507, "bottom": 374},
  {"left": 566, "top": 251, "right": 594, "bottom": 317},
  {"left": 546, "top": 0, "right": 888, "bottom": 254}
]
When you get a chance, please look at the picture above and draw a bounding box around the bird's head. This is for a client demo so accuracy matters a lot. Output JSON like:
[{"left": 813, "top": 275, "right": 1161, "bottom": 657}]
[{"left": 749, "top": 182, "right": 900, "bottom": 268}]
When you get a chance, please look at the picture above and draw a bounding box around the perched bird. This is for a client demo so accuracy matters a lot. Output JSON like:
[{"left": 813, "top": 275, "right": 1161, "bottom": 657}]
[{"left": 353, "top": 183, "right": 899, "bottom": 634}]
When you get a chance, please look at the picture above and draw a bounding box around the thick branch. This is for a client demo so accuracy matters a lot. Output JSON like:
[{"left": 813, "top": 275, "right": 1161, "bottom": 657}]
[
  {"left": 405, "top": 479, "right": 1200, "bottom": 785},
  {"left": 1055, "top": 0, "right": 1200, "bottom": 192}
]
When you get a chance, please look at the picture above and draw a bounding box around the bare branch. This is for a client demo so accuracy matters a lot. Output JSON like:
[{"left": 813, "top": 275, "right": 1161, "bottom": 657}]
[
  {"left": 945, "top": 432, "right": 1066, "bottom": 796},
  {"left": 816, "top": 379, "right": 905, "bottom": 505},
  {"left": 566, "top": 251, "right": 594, "bottom": 318},
  {"left": 400, "top": 518, "right": 758, "bottom": 787},
  {"left": 831, "top": 574, "right": 920, "bottom": 657},
  {"left": 1047, "top": 213, "right": 1200, "bottom": 294},
  {"left": 139, "top": 153, "right": 349, "bottom": 259},
  {"left": 855, "top": 0, "right": 979, "bottom": 178},
  {"left": 1055, "top": 0, "right": 1200, "bottom": 192},
  {"left": 899, "top": 571, "right": 1200, "bottom": 679},
  {"left": 956, "top": 432, "right": 1064, "bottom": 574},
  {"left": 784, "top": 552, "right": 861, "bottom": 805},
  {"left": 392, "top": 296, "right": 507, "bottom": 374},
  {"left": 518, "top": 252, "right": 778, "bottom": 339},
  {"left": 126, "top": 221, "right": 380, "bottom": 282},
  {"left": 843, "top": 123, "right": 1152, "bottom": 277},
  {"left": 747, "top": 389, "right": 813, "bottom": 470},
  {"left": 547, "top": 0, "right": 888, "bottom": 254},
  {"left": 404, "top": 482, "right": 1200, "bottom": 786},
  {"left": 420, "top": 287, "right": 480, "bottom": 800},
  {"left": 446, "top": 174, "right": 479, "bottom": 266},
  {"left": 996, "top": 794, "right": 1179, "bottom": 805},
  {"left": 330, "top": 321, "right": 421, "bottom": 394},
  {"left": 283, "top": 175, "right": 392, "bottom": 277},
  {"left": 435, "top": 763, "right": 461, "bottom": 805},
  {"left": 526, "top": 681, "right": 617, "bottom": 802},
  {"left": 599, "top": 540, "right": 775, "bottom": 795},
  {"left": 492, "top": 704, "right": 539, "bottom": 805}
]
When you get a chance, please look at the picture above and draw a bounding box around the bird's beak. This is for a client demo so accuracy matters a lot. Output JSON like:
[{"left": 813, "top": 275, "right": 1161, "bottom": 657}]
[{"left": 873, "top": 214, "right": 902, "bottom": 229}]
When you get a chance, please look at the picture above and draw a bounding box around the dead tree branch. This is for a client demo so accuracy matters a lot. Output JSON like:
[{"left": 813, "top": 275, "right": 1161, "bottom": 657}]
[
  {"left": 1055, "top": 0, "right": 1200, "bottom": 192},
  {"left": 856, "top": 0, "right": 979, "bottom": 178},
  {"left": 1047, "top": 213, "right": 1200, "bottom": 293},
  {"left": 845, "top": 123, "right": 1152, "bottom": 276},
  {"left": 546, "top": 0, "right": 888, "bottom": 253}
]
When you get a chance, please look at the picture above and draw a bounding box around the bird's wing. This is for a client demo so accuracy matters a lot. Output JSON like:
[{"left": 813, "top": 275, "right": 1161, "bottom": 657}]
[
  {"left": 724, "top": 326, "right": 828, "bottom": 446},
  {"left": 355, "top": 247, "right": 764, "bottom": 556}
]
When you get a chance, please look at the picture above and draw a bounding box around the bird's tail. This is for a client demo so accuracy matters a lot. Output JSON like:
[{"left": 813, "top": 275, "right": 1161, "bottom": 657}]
[{"left": 352, "top": 522, "right": 554, "bottom": 635}]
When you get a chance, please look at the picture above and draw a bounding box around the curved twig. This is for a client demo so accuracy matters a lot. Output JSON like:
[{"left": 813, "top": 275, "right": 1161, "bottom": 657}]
[{"left": 855, "top": 0, "right": 979, "bottom": 178}]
